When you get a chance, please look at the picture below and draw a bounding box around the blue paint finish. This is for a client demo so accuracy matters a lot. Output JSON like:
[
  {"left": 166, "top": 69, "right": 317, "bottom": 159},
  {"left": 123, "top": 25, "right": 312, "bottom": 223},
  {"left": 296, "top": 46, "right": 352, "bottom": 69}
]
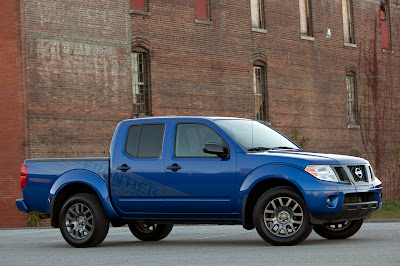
[
  {"left": 21, "top": 158, "right": 119, "bottom": 220},
  {"left": 16, "top": 116, "right": 382, "bottom": 227},
  {"left": 164, "top": 118, "right": 237, "bottom": 213},
  {"left": 49, "top": 169, "right": 120, "bottom": 220},
  {"left": 110, "top": 118, "right": 170, "bottom": 215},
  {"left": 16, "top": 199, "right": 29, "bottom": 213}
]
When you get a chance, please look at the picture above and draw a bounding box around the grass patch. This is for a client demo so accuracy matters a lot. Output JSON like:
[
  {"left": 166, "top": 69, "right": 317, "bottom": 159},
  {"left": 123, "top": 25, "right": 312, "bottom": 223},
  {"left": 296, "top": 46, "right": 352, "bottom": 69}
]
[{"left": 370, "top": 202, "right": 400, "bottom": 219}]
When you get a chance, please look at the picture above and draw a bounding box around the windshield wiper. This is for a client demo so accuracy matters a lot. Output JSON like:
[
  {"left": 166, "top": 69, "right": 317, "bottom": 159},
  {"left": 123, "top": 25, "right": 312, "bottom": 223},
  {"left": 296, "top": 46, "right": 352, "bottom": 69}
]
[
  {"left": 247, "top": 147, "right": 273, "bottom": 152},
  {"left": 270, "top": 146, "right": 297, "bottom": 150}
]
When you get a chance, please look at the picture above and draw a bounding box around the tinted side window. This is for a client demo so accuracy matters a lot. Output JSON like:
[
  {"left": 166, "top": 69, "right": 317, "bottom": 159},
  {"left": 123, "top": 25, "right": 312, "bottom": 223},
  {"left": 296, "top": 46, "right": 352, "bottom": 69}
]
[
  {"left": 125, "top": 124, "right": 165, "bottom": 158},
  {"left": 138, "top": 124, "right": 165, "bottom": 158},
  {"left": 175, "top": 123, "right": 227, "bottom": 158},
  {"left": 125, "top": 125, "right": 141, "bottom": 157}
]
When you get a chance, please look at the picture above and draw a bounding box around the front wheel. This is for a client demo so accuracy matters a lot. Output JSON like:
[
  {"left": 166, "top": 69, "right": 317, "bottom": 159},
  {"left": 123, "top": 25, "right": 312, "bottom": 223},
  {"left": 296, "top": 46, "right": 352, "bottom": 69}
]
[
  {"left": 128, "top": 223, "right": 173, "bottom": 241},
  {"left": 253, "top": 186, "right": 313, "bottom": 246},
  {"left": 59, "top": 193, "right": 109, "bottom": 248},
  {"left": 314, "top": 219, "right": 363, "bottom": 239}
]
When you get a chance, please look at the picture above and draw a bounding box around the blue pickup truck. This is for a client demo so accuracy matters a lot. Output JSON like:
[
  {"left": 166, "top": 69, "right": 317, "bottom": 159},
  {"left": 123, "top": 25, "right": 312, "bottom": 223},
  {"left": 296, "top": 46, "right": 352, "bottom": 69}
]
[{"left": 16, "top": 117, "right": 382, "bottom": 247}]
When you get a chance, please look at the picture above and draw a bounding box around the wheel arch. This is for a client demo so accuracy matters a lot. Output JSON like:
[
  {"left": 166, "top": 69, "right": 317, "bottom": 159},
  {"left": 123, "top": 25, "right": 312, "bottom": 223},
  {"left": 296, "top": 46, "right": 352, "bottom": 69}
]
[
  {"left": 51, "top": 183, "right": 98, "bottom": 227},
  {"left": 242, "top": 179, "right": 305, "bottom": 230},
  {"left": 239, "top": 164, "right": 307, "bottom": 230},
  {"left": 49, "top": 170, "right": 119, "bottom": 228}
]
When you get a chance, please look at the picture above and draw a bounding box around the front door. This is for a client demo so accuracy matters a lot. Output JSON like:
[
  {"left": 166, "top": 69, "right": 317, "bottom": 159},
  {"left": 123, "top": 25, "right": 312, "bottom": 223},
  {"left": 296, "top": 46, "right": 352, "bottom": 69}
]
[{"left": 164, "top": 120, "right": 236, "bottom": 214}]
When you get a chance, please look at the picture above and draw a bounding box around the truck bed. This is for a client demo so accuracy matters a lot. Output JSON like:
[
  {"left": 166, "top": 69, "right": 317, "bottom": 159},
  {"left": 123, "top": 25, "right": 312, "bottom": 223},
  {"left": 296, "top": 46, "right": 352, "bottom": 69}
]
[{"left": 22, "top": 158, "right": 109, "bottom": 214}]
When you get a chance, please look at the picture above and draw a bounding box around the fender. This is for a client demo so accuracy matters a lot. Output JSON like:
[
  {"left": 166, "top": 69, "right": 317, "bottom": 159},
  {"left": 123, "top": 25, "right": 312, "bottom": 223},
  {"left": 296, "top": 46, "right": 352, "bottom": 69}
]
[
  {"left": 237, "top": 163, "right": 308, "bottom": 216},
  {"left": 48, "top": 169, "right": 119, "bottom": 220}
]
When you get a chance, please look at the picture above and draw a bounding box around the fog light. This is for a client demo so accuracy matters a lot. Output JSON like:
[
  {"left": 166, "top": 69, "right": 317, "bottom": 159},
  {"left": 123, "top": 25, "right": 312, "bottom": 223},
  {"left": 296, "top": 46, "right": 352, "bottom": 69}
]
[
  {"left": 327, "top": 198, "right": 331, "bottom": 205},
  {"left": 326, "top": 196, "right": 338, "bottom": 208}
]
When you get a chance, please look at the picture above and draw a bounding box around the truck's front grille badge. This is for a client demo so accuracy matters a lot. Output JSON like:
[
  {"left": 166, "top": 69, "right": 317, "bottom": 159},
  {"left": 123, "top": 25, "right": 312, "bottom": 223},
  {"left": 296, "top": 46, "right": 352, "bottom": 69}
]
[{"left": 348, "top": 165, "right": 368, "bottom": 182}]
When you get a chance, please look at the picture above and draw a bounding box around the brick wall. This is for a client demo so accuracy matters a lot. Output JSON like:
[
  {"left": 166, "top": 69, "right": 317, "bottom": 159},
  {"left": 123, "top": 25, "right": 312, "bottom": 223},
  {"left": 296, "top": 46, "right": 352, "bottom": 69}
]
[
  {"left": 23, "top": 0, "right": 132, "bottom": 158},
  {"left": 1, "top": 0, "right": 399, "bottom": 228},
  {"left": 0, "top": 0, "right": 28, "bottom": 227},
  {"left": 130, "top": 0, "right": 399, "bottom": 199}
]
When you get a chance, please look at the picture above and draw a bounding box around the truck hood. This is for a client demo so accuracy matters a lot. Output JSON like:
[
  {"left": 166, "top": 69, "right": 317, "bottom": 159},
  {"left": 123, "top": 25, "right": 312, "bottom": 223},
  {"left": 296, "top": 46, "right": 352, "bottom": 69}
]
[{"left": 263, "top": 149, "right": 369, "bottom": 166}]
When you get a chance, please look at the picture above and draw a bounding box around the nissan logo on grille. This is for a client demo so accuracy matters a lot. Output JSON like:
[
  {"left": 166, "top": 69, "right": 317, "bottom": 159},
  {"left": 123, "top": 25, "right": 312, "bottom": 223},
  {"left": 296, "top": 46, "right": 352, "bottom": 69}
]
[{"left": 355, "top": 168, "right": 363, "bottom": 179}]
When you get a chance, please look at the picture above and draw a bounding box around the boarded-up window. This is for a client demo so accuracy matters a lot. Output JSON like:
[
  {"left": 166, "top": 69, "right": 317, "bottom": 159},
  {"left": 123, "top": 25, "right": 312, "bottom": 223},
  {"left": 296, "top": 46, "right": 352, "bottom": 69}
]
[
  {"left": 380, "top": 1, "right": 391, "bottom": 50},
  {"left": 342, "top": 0, "right": 355, "bottom": 44},
  {"left": 299, "top": 0, "right": 313, "bottom": 36},
  {"left": 132, "top": 51, "right": 150, "bottom": 116},
  {"left": 251, "top": 0, "right": 264, "bottom": 29},
  {"left": 131, "top": 0, "right": 146, "bottom": 12},
  {"left": 346, "top": 74, "right": 358, "bottom": 125},
  {"left": 195, "top": 0, "right": 209, "bottom": 20},
  {"left": 253, "top": 64, "right": 267, "bottom": 121}
]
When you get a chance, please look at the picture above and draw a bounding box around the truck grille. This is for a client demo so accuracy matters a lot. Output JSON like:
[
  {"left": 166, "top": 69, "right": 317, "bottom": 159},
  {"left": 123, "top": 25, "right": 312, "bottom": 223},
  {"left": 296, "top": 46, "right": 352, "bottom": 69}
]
[
  {"left": 344, "top": 192, "right": 375, "bottom": 203},
  {"left": 332, "top": 165, "right": 371, "bottom": 184},
  {"left": 334, "top": 167, "right": 348, "bottom": 182},
  {"left": 348, "top": 165, "right": 368, "bottom": 182}
]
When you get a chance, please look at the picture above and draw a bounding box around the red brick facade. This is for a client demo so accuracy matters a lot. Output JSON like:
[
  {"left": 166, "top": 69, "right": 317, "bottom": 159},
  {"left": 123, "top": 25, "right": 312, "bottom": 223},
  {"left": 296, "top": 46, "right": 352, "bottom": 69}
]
[
  {"left": 0, "top": 0, "right": 399, "bottom": 227},
  {"left": 0, "top": 0, "right": 27, "bottom": 227}
]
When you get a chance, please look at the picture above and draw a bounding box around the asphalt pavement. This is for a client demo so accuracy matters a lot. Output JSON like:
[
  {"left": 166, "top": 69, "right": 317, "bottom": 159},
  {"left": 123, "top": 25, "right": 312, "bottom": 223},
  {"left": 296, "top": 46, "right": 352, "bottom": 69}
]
[{"left": 0, "top": 222, "right": 399, "bottom": 265}]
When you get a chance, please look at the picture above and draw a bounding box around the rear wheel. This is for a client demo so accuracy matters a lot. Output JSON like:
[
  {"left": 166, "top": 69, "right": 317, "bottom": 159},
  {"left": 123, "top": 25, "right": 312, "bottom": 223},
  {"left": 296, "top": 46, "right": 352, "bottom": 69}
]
[
  {"left": 253, "top": 186, "right": 313, "bottom": 246},
  {"left": 59, "top": 193, "right": 109, "bottom": 248},
  {"left": 314, "top": 219, "right": 363, "bottom": 239},
  {"left": 128, "top": 223, "right": 173, "bottom": 241}
]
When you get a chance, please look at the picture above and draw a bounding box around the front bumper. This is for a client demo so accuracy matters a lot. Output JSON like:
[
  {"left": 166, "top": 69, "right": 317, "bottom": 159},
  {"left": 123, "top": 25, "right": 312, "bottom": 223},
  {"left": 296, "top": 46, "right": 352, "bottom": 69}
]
[
  {"left": 16, "top": 199, "right": 29, "bottom": 213},
  {"left": 302, "top": 176, "right": 383, "bottom": 224},
  {"left": 311, "top": 201, "right": 379, "bottom": 224}
]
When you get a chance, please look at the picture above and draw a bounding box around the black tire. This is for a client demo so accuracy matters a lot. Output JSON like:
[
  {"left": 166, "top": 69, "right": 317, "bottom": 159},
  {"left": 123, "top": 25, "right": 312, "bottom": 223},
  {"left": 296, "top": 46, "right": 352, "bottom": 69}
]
[
  {"left": 253, "top": 186, "right": 313, "bottom": 246},
  {"left": 314, "top": 219, "right": 363, "bottom": 239},
  {"left": 128, "top": 223, "right": 173, "bottom": 241},
  {"left": 59, "top": 193, "right": 109, "bottom": 248}
]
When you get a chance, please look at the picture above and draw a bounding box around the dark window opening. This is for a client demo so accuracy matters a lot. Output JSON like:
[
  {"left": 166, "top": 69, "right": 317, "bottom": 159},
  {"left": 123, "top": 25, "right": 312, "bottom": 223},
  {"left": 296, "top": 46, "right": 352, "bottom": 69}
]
[
  {"left": 300, "top": 0, "right": 313, "bottom": 37},
  {"left": 132, "top": 49, "right": 150, "bottom": 117},
  {"left": 253, "top": 62, "right": 268, "bottom": 121},
  {"left": 305, "top": 0, "right": 313, "bottom": 36},
  {"left": 347, "top": 0, "right": 355, "bottom": 43},
  {"left": 346, "top": 74, "right": 358, "bottom": 126}
]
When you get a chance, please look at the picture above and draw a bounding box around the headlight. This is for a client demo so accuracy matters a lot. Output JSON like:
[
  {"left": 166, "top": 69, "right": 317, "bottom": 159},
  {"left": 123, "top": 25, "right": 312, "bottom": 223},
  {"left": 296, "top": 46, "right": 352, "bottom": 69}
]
[{"left": 305, "top": 165, "right": 338, "bottom": 182}]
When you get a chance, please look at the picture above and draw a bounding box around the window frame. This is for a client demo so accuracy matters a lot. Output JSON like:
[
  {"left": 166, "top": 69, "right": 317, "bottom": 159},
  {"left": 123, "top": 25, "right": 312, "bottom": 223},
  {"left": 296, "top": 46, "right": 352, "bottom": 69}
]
[
  {"left": 124, "top": 123, "right": 166, "bottom": 158},
  {"left": 299, "top": 0, "right": 313, "bottom": 37},
  {"left": 342, "top": 0, "right": 355, "bottom": 44},
  {"left": 345, "top": 73, "right": 359, "bottom": 127},
  {"left": 195, "top": 0, "right": 211, "bottom": 23},
  {"left": 251, "top": 0, "right": 265, "bottom": 30},
  {"left": 173, "top": 122, "right": 230, "bottom": 159},
  {"left": 380, "top": 0, "right": 392, "bottom": 51},
  {"left": 253, "top": 62, "right": 268, "bottom": 122},
  {"left": 132, "top": 48, "right": 151, "bottom": 117}
]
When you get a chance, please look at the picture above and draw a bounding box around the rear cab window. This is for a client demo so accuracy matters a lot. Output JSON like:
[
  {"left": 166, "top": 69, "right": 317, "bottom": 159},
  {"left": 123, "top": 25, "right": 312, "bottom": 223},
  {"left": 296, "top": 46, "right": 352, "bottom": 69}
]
[{"left": 125, "top": 124, "right": 165, "bottom": 158}]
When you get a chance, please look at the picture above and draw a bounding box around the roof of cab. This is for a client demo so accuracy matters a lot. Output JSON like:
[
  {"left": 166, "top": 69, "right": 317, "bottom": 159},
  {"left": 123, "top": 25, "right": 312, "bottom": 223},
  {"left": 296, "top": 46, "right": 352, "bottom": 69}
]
[{"left": 120, "top": 116, "right": 249, "bottom": 123}]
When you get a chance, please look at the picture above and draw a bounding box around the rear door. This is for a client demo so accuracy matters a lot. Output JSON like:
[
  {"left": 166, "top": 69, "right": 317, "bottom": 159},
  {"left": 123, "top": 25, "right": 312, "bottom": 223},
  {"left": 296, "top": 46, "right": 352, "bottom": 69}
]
[
  {"left": 164, "top": 119, "right": 237, "bottom": 214},
  {"left": 110, "top": 120, "right": 168, "bottom": 214}
]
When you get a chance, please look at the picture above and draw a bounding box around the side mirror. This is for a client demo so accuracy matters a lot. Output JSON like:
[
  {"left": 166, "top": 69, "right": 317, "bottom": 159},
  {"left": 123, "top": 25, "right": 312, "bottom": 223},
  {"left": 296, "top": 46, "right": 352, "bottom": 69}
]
[{"left": 203, "top": 143, "right": 229, "bottom": 158}]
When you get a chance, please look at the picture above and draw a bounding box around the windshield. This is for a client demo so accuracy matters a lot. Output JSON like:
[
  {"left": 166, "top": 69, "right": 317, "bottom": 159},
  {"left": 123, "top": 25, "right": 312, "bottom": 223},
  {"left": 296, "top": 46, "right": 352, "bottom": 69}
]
[{"left": 213, "top": 119, "right": 299, "bottom": 151}]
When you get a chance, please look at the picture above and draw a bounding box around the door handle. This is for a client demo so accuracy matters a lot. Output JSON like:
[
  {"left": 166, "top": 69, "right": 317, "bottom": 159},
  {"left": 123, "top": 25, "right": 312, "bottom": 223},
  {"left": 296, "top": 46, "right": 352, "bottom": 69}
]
[
  {"left": 167, "top": 165, "right": 182, "bottom": 170},
  {"left": 117, "top": 164, "right": 131, "bottom": 171}
]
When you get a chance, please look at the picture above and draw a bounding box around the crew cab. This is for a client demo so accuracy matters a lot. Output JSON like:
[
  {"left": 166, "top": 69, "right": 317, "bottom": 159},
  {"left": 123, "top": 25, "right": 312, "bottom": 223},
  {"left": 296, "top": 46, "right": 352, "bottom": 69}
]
[{"left": 16, "top": 117, "right": 382, "bottom": 247}]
